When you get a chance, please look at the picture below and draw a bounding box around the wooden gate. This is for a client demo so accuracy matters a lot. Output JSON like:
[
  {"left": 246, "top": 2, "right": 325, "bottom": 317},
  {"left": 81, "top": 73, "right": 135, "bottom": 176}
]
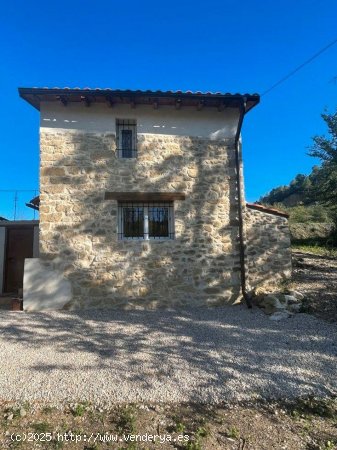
[{"left": 4, "top": 227, "right": 34, "bottom": 293}]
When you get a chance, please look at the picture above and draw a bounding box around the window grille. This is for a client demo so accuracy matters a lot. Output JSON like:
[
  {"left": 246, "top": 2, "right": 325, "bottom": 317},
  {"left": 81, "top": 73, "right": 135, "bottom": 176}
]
[
  {"left": 116, "top": 119, "right": 137, "bottom": 158},
  {"left": 118, "top": 202, "right": 174, "bottom": 240}
]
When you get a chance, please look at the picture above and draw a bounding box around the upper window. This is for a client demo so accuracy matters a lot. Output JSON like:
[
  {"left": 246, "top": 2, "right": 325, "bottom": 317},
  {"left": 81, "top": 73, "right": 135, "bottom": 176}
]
[
  {"left": 116, "top": 119, "right": 137, "bottom": 158},
  {"left": 118, "top": 202, "right": 174, "bottom": 240}
]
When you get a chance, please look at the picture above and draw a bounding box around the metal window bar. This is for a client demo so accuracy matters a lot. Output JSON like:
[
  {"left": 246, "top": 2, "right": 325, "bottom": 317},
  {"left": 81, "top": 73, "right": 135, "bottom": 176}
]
[
  {"left": 116, "top": 119, "right": 137, "bottom": 158},
  {"left": 118, "top": 202, "right": 174, "bottom": 240}
]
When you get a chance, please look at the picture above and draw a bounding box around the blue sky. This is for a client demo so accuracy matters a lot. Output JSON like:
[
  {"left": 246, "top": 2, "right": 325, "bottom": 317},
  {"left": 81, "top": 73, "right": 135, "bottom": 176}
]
[{"left": 1, "top": 0, "right": 337, "bottom": 219}]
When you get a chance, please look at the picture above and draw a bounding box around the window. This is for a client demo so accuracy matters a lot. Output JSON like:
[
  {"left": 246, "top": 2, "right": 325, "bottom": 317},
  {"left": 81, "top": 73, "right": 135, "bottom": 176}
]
[
  {"left": 118, "top": 202, "right": 174, "bottom": 240},
  {"left": 116, "top": 119, "right": 137, "bottom": 158}
]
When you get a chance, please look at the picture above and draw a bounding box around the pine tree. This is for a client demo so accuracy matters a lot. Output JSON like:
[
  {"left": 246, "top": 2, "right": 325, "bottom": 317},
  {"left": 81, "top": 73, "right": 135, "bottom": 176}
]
[{"left": 309, "top": 110, "right": 337, "bottom": 240}]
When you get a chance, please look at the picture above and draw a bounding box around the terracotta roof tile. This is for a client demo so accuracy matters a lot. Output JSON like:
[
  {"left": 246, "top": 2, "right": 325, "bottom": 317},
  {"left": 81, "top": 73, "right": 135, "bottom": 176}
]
[{"left": 246, "top": 202, "right": 289, "bottom": 218}]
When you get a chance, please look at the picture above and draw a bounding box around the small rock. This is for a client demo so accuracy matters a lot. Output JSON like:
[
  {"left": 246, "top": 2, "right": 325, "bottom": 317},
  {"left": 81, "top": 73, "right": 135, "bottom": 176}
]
[
  {"left": 19, "top": 408, "right": 26, "bottom": 418},
  {"left": 7, "top": 414, "right": 14, "bottom": 421},
  {"left": 287, "top": 290, "right": 305, "bottom": 300},
  {"left": 288, "top": 303, "right": 302, "bottom": 313},
  {"left": 269, "top": 311, "right": 292, "bottom": 321},
  {"left": 275, "top": 294, "right": 288, "bottom": 305},
  {"left": 257, "top": 294, "right": 286, "bottom": 315},
  {"left": 284, "top": 295, "right": 300, "bottom": 305}
]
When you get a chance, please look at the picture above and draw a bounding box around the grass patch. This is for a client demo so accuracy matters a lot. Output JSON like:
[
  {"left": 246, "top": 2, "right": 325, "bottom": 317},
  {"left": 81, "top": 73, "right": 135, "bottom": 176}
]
[
  {"left": 286, "top": 397, "right": 337, "bottom": 420},
  {"left": 31, "top": 421, "right": 51, "bottom": 433},
  {"left": 170, "top": 413, "right": 186, "bottom": 433},
  {"left": 116, "top": 406, "right": 136, "bottom": 434},
  {"left": 1, "top": 400, "right": 337, "bottom": 449},
  {"left": 225, "top": 425, "right": 240, "bottom": 439},
  {"left": 42, "top": 406, "right": 56, "bottom": 415},
  {"left": 292, "top": 243, "right": 337, "bottom": 257},
  {"left": 70, "top": 402, "right": 90, "bottom": 417},
  {"left": 184, "top": 440, "right": 202, "bottom": 450}
]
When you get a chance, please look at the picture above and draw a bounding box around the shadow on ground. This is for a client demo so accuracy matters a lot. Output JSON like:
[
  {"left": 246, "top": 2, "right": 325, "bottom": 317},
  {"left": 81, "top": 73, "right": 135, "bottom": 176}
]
[{"left": 0, "top": 306, "right": 336, "bottom": 404}]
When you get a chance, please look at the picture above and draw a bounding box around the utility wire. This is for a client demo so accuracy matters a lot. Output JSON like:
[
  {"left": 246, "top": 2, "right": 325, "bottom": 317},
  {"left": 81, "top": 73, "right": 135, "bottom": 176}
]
[{"left": 262, "top": 37, "right": 337, "bottom": 97}]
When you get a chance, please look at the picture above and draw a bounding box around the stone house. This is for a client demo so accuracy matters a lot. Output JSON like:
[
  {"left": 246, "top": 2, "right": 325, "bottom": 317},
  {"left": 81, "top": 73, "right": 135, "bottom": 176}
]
[{"left": 19, "top": 87, "right": 291, "bottom": 310}]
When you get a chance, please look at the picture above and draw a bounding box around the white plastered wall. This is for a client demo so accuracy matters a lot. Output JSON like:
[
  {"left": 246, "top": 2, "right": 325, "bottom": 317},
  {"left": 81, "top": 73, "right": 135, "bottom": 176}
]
[{"left": 40, "top": 102, "right": 240, "bottom": 139}]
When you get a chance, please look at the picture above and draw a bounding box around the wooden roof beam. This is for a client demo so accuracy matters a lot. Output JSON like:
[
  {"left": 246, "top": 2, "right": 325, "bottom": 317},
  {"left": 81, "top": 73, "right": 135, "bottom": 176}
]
[
  {"left": 81, "top": 96, "right": 91, "bottom": 107},
  {"left": 105, "top": 192, "right": 186, "bottom": 201},
  {"left": 105, "top": 96, "right": 114, "bottom": 107},
  {"left": 57, "top": 95, "right": 68, "bottom": 106}
]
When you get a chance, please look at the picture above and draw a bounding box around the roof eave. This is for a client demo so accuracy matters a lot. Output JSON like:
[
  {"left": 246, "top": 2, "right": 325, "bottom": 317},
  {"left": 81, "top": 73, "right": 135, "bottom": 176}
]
[{"left": 18, "top": 87, "right": 260, "bottom": 112}]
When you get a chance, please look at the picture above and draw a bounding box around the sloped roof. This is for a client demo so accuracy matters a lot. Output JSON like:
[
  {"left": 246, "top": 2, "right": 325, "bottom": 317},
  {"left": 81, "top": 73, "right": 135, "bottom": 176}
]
[
  {"left": 19, "top": 87, "right": 260, "bottom": 112},
  {"left": 246, "top": 202, "right": 289, "bottom": 218},
  {"left": 26, "top": 196, "right": 40, "bottom": 211}
]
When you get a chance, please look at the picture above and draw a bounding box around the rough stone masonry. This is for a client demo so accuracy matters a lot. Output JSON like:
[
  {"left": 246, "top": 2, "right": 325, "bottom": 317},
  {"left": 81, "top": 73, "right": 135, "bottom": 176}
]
[
  {"left": 245, "top": 206, "right": 292, "bottom": 289},
  {"left": 39, "top": 132, "right": 245, "bottom": 309},
  {"left": 37, "top": 130, "right": 291, "bottom": 310},
  {"left": 19, "top": 89, "right": 291, "bottom": 310}
]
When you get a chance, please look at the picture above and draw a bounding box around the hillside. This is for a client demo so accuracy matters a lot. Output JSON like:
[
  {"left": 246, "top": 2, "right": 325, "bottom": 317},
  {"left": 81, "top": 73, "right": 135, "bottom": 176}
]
[
  {"left": 258, "top": 167, "right": 336, "bottom": 247},
  {"left": 260, "top": 166, "right": 327, "bottom": 208}
]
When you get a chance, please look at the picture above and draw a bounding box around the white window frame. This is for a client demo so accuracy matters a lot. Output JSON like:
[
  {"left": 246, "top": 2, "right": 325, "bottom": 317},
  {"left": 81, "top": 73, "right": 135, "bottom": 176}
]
[{"left": 118, "top": 202, "right": 175, "bottom": 241}]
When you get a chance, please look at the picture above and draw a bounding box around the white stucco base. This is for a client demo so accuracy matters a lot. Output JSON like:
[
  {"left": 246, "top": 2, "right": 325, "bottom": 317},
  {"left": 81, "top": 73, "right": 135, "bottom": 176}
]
[{"left": 23, "top": 258, "right": 72, "bottom": 311}]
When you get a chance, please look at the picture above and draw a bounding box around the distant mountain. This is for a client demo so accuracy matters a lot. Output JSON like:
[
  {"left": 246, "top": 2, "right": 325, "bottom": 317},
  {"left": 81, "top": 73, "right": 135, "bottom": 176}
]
[
  {"left": 259, "top": 166, "right": 334, "bottom": 225},
  {"left": 259, "top": 170, "right": 319, "bottom": 207}
]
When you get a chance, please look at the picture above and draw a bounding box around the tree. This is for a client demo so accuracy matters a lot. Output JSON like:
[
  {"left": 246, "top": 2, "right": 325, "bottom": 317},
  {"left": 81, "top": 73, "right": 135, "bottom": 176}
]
[{"left": 309, "top": 110, "right": 337, "bottom": 240}]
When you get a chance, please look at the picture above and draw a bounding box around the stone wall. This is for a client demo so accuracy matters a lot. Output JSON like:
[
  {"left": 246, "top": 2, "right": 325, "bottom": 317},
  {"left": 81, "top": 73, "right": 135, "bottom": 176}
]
[
  {"left": 39, "top": 131, "right": 243, "bottom": 309},
  {"left": 245, "top": 206, "right": 292, "bottom": 289}
]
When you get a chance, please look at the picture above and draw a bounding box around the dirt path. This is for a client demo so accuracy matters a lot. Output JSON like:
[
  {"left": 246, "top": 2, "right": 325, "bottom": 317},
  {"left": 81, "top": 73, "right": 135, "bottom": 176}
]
[{"left": 292, "top": 250, "right": 337, "bottom": 322}]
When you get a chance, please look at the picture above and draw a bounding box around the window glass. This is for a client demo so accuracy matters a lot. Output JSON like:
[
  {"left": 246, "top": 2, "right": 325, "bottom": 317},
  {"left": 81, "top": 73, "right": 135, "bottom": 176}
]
[
  {"left": 118, "top": 202, "right": 174, "bottom": 240},
  {"left": 116, "top": 119, "right": 137, "bottom": 158},
  {"left": 149, "top": 206, "right": 169, "bottom": 238},
  {"left": 123, "top": 206, "right": 144, "bottom": 238}
]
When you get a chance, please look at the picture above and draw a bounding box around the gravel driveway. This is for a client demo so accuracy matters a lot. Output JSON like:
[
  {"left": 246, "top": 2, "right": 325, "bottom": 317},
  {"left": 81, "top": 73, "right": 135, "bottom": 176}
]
[{"left": 0, "top": 306, "right": 336, "bottom": 405}]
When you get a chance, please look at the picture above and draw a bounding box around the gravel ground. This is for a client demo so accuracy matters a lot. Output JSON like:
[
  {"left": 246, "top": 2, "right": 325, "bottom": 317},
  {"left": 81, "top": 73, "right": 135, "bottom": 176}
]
[
  {"left": 292, "top": 250, "right": 337, "bottom": 322},
  {"left": 0, "top": 306, "right": 336, "bottom": 406}
]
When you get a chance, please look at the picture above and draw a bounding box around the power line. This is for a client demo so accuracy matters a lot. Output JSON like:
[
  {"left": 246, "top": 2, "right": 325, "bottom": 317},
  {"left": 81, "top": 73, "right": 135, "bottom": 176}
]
[
  {"left": 0, "top": 189, "right": 38, "bottom": 192},
  {"left": 262, "top": 37, "right": 337, "bottom": 97}
]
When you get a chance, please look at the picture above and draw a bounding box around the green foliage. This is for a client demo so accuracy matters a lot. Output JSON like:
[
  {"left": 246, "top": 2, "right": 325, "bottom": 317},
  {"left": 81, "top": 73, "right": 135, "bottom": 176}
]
[
  {"left": 321, "top": 441, "right": 336, "bottom": 450},
  {"left": 70, "top": 402, "right": 89, "bottom": 417},
  {"left": 260, "top": 109, "right": 337, "bottom": 244},
  {"left": 175, "top": 422, "right": 186, "bottom": 433},
  {"left": 308, "top": 110, "right": 337, "bottom": 243},
  {"left": 116, "top": 406, "right": 136, "bottom": 434},
  {"left": 259, "top": 203, "right": 332, "bottom": 224},
  {"left": 184, "top": 440, "right": 202, "bottom": 450},
  {"left": 42, "top": 406, "right": 55, "bottom": 415},
  {"left": 292, "top": 244, "right": 337, "bottom": 258},
  {"left": 288, "top": 205, "right": 332, "bottom": 223},
  {"left": 287, "top": 397, "right": 337, "bottom": 420},
  {"left": 196, "top": 426, "right": 208, "bottom": 438},
  {"left": 31, "top": 421, "right": 51, "bottom": 433},
  {"left": 259, "top": 172, "right": 313, "bottom": 206},
  {"left": 225, "top": 426, "right": 240, "bottom": 439}
]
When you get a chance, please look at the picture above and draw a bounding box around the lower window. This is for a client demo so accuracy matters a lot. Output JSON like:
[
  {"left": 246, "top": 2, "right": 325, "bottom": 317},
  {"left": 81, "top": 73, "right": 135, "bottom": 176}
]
[{"left": 118, "top": 202, "right": 174, "bottom": 240}]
